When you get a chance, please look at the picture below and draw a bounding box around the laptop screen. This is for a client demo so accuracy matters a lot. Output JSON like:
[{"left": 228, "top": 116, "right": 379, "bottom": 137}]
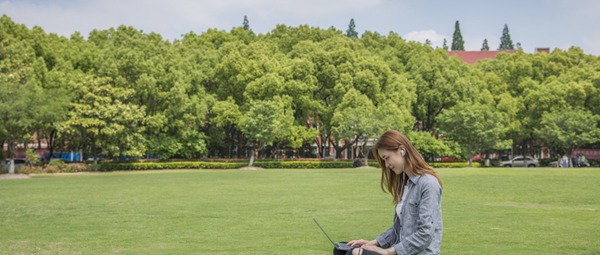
[{"left": 311, "top": 214, "right": 337, "bottom": 246}]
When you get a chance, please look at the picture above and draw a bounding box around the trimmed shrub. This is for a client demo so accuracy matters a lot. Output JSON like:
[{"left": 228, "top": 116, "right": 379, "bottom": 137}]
[
  {"left": 253, "top": 160, "right": 355, "bottom": 169},
  {"left": 429, "top": 162, "right": 481, "bottom": 168},
  {"left": 94, "top": 160, "right": 480, "bottom": 171},
  {"left": 18, "top": 163, "right": 94, "bottom": 174},
  {"left": 48, "top": 159, "right": 65, "bottom": 166},
  {"left": 97, "top": 161, "right": 247, "bottom": 171}
]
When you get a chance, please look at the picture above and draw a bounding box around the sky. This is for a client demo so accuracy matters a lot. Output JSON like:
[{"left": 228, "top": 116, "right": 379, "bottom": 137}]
[{"left": 1, "top": 0, "right": 599, "bottom": 55}]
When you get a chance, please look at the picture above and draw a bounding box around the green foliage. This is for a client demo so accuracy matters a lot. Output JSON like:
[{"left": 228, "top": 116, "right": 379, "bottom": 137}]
[
  {"left": 62, "top": 75, "right": 147, "bottom": 159},
  {"left": 536, "top": 108, "right": 600, "bottom": 156},
  {"left": 408, "top": 131, "right": 457, "bottom": 160},
  {"left": 88, "top": 159, "right": 485, "bottom": 171},
  {"left": 498, "top": 24, "right": 514, "bottom": 50},
  {"left": 1, "top": 14, "right": 599, "bottom": 163},
  {"left": 211, "top": 97, "right": 242, "bottom": 127},
  {"left": 47, "top": 159, "right": 64, "bottom": 166},
  {"left": 18, "top": 162, "right": 93, "bottom": 174},
  {"left": 97, "top": 160, "right": 362, "bottom": 171},
  {"left": 97, "top": 161, "right": 247, "bottom": 171},
  {"left": 437, "top": 101, "right": 511, "bottom": 166},
  {"left": 425, "top": 39, "right": 432, "bottom": 47},
  {"left": 481, "top": 39, "right": 490, "bottom": 51},
  {"left": 242, "top": 15, "right": 251, "bottom": 31},
  {"left": 239, "top": 96, "right": 294, "bottom": 147},
  {"left": 346, "top": 18, "right": 359, "bottom": 40},
  {"left": 451, "top": 20, "right": 465, "bottom": 51},
  {"left": 145, "top": 134, "right": 182, "bottom": 160},
  {"left": 429, "top": 161, "right": 481, "bottom": 168},
  {"left": 25, "top": 148, "right": 39, "bottom": 167}
]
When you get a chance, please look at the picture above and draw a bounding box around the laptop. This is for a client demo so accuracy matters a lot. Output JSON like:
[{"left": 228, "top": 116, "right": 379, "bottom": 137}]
[{"left": 311, "top": 214, "right": 354, "bottom": 251}]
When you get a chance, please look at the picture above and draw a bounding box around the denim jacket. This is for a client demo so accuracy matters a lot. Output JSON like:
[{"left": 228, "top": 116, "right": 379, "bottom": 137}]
[{"left": 375, "top": 173, "right": 443, "bottom": 255}]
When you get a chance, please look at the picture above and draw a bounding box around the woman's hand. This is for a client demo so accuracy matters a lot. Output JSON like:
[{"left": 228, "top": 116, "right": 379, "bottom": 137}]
[
  {"left": 363, "top": 245, "right": 395, "bottom": 255},
  {"left": 347, "top": 239, "right": 378, "bottom": 247}
]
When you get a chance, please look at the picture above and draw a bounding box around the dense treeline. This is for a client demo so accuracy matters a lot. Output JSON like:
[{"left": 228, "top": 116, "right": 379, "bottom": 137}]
[{"left": 1, "top": 15, "right": 599, "bottom": 166}]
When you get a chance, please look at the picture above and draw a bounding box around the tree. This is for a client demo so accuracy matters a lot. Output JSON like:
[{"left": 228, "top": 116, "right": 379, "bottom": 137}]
[
  {"left": 481, "top": 38, "right": 490, "bottom": 51},
  {"left": 243, "top": 15, "right": 251, "bottom": 31},
  {"left": 498, "top": 24, "right": 514, "bottom": 50},
  {"left": 209, "top": 97, "right": 242, "bottom": 158},
  {"left": 442, "top": 38, "right": 449, "bottom": 51},
  {"left": 451, "top": 21, "right": 465, "bottom": 51},
  {"left": 437, "top": 102, "right": 511, "bottom": 167},
  {"left": 425, "top": 39, "right": 432, "bottom": 47},
  {"left": 407, "top": 131, "right": 457, "bottom": 161},
  {"left": 238, "top": 96, "right": 294, "bottom": 167},
  {"left": 346, "top": 18, "right": 358, "bottom": 40},
  {"left": 330, "top": 89, "right": 376, "bottom": 159},
  {"left": 62, "top": 75, "right": 146, "bottom": 165},
  {"left": 536, "top": 108, "right": 600, "bottom": 165},
  {"left": 0, "top": 24, "right": 50, "bottom": 173},
  {"left": 0, "top": 79, "right": 43, "bottom": 174},
  {"left": 408, "top": 48, "right": 474, "bottom": 132}
]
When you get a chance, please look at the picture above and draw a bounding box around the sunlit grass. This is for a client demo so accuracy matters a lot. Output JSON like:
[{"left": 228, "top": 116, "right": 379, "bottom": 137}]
[{"left": 1, "top": 168, "right": 599, "bottom": 255}]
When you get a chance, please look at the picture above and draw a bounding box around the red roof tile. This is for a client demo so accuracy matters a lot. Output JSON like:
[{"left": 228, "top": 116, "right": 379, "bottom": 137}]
[{"left": 447, "top": 50, "right": 516, "bottom": 65}]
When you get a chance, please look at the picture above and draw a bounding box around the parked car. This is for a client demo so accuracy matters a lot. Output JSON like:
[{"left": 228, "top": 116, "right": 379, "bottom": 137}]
[{"left": 500, "top": 156, "right": 540, "bottom": 167}]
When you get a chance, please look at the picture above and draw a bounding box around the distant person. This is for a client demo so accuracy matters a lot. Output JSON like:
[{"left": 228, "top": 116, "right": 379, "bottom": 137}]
[
  {"left": 560, "top": 155, "right": 569, "bottom": 168},
  {"left": 577, "top": 154, "right": 590, "bottom": 167},
  {"left": 334, "top": 130, "right": 443, "bottom": 255},
  {"left": 353, "top": 157, "right": 362, "bottom": 168},
  {"left": 572, "top": 156, "right": 579, "bottom": 167}
]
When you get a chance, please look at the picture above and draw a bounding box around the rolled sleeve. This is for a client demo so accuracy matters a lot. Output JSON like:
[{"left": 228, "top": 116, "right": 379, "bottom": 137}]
[{"left": 376, "top": 225, "right": 395, "bottom": 248}]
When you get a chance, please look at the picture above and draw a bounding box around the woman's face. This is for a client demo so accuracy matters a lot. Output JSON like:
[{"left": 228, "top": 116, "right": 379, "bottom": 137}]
[{"left": 377, "top": 148, "right": 405, "bottom": 175}]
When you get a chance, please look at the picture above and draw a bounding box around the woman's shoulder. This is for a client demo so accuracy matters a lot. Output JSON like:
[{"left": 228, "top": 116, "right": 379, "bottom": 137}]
[{"left": 418, "top": 173, "right": 442, "bottom": 188}]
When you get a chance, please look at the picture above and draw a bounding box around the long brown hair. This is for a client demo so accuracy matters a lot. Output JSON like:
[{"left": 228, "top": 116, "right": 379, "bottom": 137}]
[{"left": 373, "top": 130, "right": 442, "bottom": 204}]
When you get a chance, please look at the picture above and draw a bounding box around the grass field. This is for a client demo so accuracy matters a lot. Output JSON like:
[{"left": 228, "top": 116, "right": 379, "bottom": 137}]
[{"left": 1, "top": 168, "right": 599, "bottom": 255}]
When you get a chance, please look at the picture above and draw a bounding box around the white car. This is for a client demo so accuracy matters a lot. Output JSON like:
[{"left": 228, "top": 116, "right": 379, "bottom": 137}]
[{"left": 500, "top": 156, "right": 540, "bottom": 167}]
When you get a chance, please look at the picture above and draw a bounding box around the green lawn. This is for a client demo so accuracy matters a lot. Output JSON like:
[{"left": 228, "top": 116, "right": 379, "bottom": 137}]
[{"left": 1, "top": 168, "right": 599, "bottom": 255}]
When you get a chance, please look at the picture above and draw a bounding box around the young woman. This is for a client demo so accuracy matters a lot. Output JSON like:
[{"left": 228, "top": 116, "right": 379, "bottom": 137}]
[{"left": 335, "top": 130, "right": 443, "bottom": 255}]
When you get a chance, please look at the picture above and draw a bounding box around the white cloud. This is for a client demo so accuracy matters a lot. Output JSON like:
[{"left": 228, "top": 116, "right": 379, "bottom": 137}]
[{"left": 404, "top": 30, "right": 448, "bottom": 47}]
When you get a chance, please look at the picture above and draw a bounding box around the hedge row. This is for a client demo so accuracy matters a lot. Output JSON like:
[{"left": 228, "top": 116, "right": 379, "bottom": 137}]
[
  {"left": 429, "top": 162, "right": 481, "bottom": 168},
  {"left": 97, "top": 161, "right": 248, "bottom": 171},
  {"left": 5, "top": 160, "right": 482, "bottom": 174},
  {"left": 16, "top": 163, "right": 93, "bottom": 174},
  {"left": 97, "top": 161, "right": 358, "bottom": 171},
  {"left": 96, "top": 160, "right": 478, "bottom": 171}
]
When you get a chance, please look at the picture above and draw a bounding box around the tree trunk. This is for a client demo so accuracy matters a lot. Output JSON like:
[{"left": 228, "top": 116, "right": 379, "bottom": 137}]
[
  {"left": 248, "top": 146, "right": 256, "bottom": 167},
  {"left": 362, "top": 138, "right": 369, "bottom": 167},
  {"left": 91, "top": 135, "right": 99, "bottom": 170},
  {"left": 237, "top": 132, "right": 244, "bottom": 158},
  {"left": 8, "top": 140, "right": 15, "bottom": 174},
  {"left": 567, "top": 146, "right": 575, "bottom": 167},
  {"left": 45, "top": 129, "right": 57, "bottom": 161},
  {"left": 467, "top": 146, "right": 473, "bottom": 167},
  {"left": 227, "top": 125, "right": 234, "bottom": 158}
]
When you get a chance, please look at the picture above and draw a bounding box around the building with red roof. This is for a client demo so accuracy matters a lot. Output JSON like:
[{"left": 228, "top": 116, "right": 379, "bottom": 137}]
[{"left": 447, "top": 50, "right": 517, "bottom": 65}]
